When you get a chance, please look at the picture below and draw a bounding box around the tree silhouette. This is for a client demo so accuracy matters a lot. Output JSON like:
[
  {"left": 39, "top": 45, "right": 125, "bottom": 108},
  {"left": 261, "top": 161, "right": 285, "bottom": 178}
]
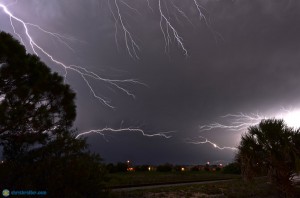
[
  {"left": 0, "top": 32, "right": 108, "bottom": 197},
  {"left": 237, "top": 119, "right": 300, "bottom": 197},
  {"left": 0, "top": 32, "right": 76, "bottom": 160}
]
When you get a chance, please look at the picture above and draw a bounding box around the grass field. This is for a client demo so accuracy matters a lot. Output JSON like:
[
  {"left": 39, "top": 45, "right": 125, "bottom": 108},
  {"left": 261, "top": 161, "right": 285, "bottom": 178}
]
[
  {"left": 107, "top": 171, "right": 241, "bottom": 188},
  {"left": 112, "top": 177, "right": 300, "bottom": 198},
  {"left": 106, "top": 172, "right": 300, "bottom": 197}
]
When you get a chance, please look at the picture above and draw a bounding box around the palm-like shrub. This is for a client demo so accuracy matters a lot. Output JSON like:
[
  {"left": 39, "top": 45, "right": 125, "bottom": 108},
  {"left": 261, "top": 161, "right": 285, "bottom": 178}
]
[{"left": 237, "top": 119, "right": 300, "bottom": 197}]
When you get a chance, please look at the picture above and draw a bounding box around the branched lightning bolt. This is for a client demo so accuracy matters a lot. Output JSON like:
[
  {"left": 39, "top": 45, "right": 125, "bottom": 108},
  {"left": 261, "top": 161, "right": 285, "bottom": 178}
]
[
  {"left": 0, "top": 3, "right": 142, "bottom": 109},
  {"left": 76, "top": 127, "right": 175, "bottom": 139},
  {"left": 0, "top": 0, "right": 216, "bottom": 141},
  {"left": 25, "top": 23, "right": 77, "bottom": 52},
  {"left": 200, "top": 109, "right": 300, "bottom": 133},
  {"left": 108, "top": 0, "right": 121, "bottom": 51},
  {"left": 158, "top": 0, "right": 188, "bottom": 56},
  {"left": 145, "top": 0, "right": 154, "bottom": 12},
  {"left": 0, "top": 1, "right": 176, "bottom": 140},
  {"left": 120, "top": 0, "right": 141, "bottom": 16},
  {"left": 111, "top": 0, "right": 140, "bottom": 59},
  {"left": 103, "top": 0, "right": 212, "bottom": 57},
  {"left": 185, "top": 112, "right": 265, "bottom": 151},
  {"left": 185, "top": 136, "right": 238, "bottom": 150},
  {"left": 199, "top": 113, "right": 265, "bottom": 132},
  {"left": 191, "top": 107, "right": 300, "bottom": 151},
  {"left": 192, "top": 0, "right": 208, "bottom": 24},
  {"left": 170, "top": 0, "right": 194, "bottom": 27}
]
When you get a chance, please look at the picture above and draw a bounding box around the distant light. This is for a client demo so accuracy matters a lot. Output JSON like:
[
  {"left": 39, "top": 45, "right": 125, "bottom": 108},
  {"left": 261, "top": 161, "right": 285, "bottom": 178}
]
[
  {"left": 181, "top": 167, "right": 185, "bottom": 171},
  {"left": 127, "top": 167, "right": 134, "bottom": 172},
  {"left": 282, "top": 110, "right": 300, "bottom": 129},
  {"left": 148, "top": 166, "right": 151, "bottom": 171},
  {"left": 219, "top": 164, "right": 223, "bottom": 166},
  {"left": 127, "top": 160, "right": 130, "bottom": 163},
  {"left": 207, "top": 161, "right": 210, "bottom": 165}
]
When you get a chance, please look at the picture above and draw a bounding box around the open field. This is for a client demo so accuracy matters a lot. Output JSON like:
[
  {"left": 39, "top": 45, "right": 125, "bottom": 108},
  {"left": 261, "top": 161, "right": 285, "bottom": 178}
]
[
  {"left": 112, "top": 177, "right": 300, "bottom": 198},
  {"left": 107, "top": 171, "right": 241, "bottom": 188}
]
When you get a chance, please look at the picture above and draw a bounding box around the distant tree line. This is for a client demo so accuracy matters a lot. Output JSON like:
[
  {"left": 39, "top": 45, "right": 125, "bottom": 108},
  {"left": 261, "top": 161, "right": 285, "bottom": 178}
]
[{"left": 105, "top": 161, "right": 240, "bottom": 174}]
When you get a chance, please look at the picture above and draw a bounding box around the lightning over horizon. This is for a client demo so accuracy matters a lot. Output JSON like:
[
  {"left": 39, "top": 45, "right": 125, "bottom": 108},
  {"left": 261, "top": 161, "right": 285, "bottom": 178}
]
[
  {"left": 1, "top": 0, "right": 299, "bottom": 164},
  {"left": 185, "top": 136, "right": 238, "bottom": 151},
  {"left": 0, "top": 1, "right": 175, "bottom": 139},
  {"left": 199, "top": 113, "right": 266, "bottom": 133},
  {"left": 189, "top": 108, "right": 300, "bottom": 151},
  {"left": 0, "top": 0, "right": 211, "bottom": 141},
  {"left": 76, "top": 127, "right": 175, "bottom": 139},
  {"left": 199, "top": 108, "right": 300, "bottom": 134}
]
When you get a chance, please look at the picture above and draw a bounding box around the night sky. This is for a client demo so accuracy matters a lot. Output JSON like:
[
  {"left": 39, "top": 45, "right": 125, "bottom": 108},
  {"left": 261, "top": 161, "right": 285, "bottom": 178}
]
[{"left": 1, "top": 0, "right": 300, "bottom": 165}]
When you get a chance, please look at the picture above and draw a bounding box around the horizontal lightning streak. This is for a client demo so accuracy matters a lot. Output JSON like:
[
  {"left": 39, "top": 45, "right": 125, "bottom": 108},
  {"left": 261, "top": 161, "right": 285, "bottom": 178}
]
[
  {"left": 186, "top": 112, "right": 266, "bottom": 151},
  {"left": 199, "top": 113, "right": 265, "bottom": 132},
  {"left": 76, "top": 127, "right": 175, "bottom": 139},
  {"left": 193, "top": 107, "right": 300, "bottom": 151},
  {"left": 185, "top": 136, "right": 237, "bottom": 150}
]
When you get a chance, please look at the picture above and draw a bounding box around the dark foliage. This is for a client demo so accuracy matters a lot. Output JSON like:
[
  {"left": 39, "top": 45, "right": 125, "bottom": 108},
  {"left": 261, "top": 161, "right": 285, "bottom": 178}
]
[
  {"left": 0, "top": 32, "right": 76, "bottom": 159},
  {"left": 174, "top": 165, "right": 188, "bottom": 172},
  {"left": 204, "top": 164, "right": 210, "bottom": 172},
  {"left": 222, "top": 162, "right": 241, "bottom": 174},
  {"left": 157, "top": 163, "right": 173, "bottom": 172},
  {"left": 191, "top": 166, "right": 200, "bottom": 171},
  {"left": 0, "top": 134, "right": 109, "bottom": 197},
  {"left": 0, "top": 32, "right": 108, "bottom": 197},
  {"left": 106, "top": 162, "right": 128, "bottom": 173},
  {"left": 236, "top": 119, "right": 300, "bottom": 197},
  {"left": 135, "top": 165, "right": 150, "bottom": 172}
]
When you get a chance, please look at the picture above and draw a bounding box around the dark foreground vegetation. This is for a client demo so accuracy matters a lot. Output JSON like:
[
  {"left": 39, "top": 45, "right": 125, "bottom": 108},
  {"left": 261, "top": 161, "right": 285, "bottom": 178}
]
[
  {"left": 0, "top": 32, "right": 109, "bottom": 197},
  {"left": 0, "top": 32, "right": 299, "bottom": 197},
  {"left": 237, "top": 119, "right": 300, "bottom": 197}
]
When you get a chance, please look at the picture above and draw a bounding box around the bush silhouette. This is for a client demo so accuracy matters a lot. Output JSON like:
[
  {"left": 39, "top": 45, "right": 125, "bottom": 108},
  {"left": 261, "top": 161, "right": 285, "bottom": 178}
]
[{"left": 0, "top": 32, "right": 108, "bottom": 197}]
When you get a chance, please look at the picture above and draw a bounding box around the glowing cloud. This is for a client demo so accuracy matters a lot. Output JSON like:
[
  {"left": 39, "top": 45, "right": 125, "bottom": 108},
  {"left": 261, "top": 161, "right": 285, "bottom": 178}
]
[{"left": 280, "top": 109, "right": 300, "bottom": 129}]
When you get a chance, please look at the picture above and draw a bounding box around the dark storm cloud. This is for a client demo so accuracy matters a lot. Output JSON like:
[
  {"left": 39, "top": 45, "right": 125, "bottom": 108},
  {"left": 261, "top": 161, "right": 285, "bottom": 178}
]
[
  {"left": 86, "top": 0, "right": 300, "bottom": 164},
  {"left": 1, "top": 0, "right": 300, "bottom": 164}
]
